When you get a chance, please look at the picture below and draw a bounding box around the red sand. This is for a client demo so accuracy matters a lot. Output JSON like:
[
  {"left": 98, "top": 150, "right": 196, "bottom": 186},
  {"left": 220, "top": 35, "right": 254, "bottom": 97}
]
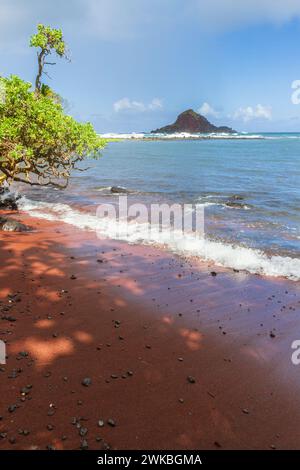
[{"left": 0, "top": 212, "right": 300, "bottom": 450}]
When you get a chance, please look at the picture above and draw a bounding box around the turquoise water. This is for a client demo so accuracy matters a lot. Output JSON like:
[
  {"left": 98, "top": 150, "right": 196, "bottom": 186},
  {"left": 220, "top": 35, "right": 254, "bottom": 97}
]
[{"left": 19, "top": 134, "right": 300, "bottom": 279}]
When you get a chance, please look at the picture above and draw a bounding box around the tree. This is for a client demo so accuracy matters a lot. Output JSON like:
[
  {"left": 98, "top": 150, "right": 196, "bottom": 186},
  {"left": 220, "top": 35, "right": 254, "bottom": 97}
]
[
  {"left": 0, "top": 25, "right": 106, "bottom": 188},
  {"left": 30, "top": 24, "right": 67, "bottom": 93}
]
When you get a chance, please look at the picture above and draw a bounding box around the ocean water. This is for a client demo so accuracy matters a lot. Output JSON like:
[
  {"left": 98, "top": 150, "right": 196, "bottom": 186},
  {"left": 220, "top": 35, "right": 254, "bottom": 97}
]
[{"left": 17, "top": 133, "right": 300, "bottom": 280}]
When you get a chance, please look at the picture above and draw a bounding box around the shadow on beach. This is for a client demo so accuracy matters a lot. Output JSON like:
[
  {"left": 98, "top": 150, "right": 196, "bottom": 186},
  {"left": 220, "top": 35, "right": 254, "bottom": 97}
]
[{"left": 0, "top": 214, "right": 300, "bottom": 450}]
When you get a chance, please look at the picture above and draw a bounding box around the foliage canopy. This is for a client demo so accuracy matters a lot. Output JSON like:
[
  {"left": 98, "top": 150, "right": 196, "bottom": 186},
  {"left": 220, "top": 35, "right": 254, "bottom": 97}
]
[{"left": 0, "top": 25, "right": 106, "bottom": 188}]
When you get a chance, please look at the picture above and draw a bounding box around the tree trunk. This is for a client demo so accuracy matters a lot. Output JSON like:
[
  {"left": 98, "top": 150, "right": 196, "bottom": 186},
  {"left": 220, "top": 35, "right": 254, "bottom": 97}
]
[{"left": 35, "top": 50, "right": 45, "bottom": 92}]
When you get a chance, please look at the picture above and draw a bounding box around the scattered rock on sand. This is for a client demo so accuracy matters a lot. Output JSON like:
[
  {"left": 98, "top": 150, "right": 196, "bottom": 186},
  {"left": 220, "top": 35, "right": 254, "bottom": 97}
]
[
  {"left": 0, "top": 217, "right": 30, "bottom": 232},
  {"left": 46, "top": 444, "right": 56, "bottom": 450},
  {"left": 1, "top": 315, "right": 17, "bottom": 322},
  {"left": 18, "top": 351, "right": 29, "bottom": 358},
  {"left": 80, "top": 439, "right": 89, "bottom": 450},
  {"left": 8, "top": 404, "right": 17, "bottom": 413},
  {"left": 187, "top": 376, "right": 196, "bottom": 384},
  {"left": 107, "top": 418, "right": 116, "bottom": 427},
  {"left": 81, "top": 377, "right": 92, "bottom": 387},
  {"left": 79, "top": 427, "right": 88, "bottom": 437}
]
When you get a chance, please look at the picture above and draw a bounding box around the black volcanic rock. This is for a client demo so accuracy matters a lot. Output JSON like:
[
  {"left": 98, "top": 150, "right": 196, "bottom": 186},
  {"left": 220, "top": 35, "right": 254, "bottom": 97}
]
[
  {"left": 152, "top": 109, "right": 235, "bottom": 134},
  {"left": 0, "top": 217, "right": 29, "bottom": 232}
]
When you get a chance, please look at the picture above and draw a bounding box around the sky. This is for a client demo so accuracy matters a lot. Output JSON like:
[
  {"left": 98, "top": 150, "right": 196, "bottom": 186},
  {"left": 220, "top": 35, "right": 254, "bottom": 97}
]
[{"left": 2, "top": 0, "right": 300, "bottom": 132}]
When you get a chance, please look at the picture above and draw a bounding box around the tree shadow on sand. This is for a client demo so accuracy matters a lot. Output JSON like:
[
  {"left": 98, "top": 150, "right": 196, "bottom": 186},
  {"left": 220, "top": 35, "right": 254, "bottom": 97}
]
[{"left": 1, "top": 217, "right": 300, "bottom": 450}]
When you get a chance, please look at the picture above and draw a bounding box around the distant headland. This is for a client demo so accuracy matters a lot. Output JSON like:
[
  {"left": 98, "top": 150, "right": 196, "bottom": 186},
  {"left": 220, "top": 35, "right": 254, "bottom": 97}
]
[{"left": 151, "top": 109, "right": 236, "bottom": 134}]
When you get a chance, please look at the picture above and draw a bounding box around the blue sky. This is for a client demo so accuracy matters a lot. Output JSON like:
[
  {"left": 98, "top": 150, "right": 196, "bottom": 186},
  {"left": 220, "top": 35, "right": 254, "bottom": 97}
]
[{"left": 2, "top": 0, "right": 300, "bottom": 132}]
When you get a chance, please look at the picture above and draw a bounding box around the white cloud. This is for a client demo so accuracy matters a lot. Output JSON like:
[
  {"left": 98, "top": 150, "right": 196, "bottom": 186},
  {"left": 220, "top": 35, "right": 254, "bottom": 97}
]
[
  {"left": 198, "top": 102, "right": 219, "bottom": 118},
  {"left": 2, "top": 0, "right": 300, "bottom": 50},
  {"left": 114, "top": 97, "right": 163, "bottom": 112},
  {"left": 233, "top": 104, "right": 272, "bottom": 122},
  {"left": 114, "top": 98, "right": 145, "bottom": 112},
  {"left": 148, "top": 98, "right": 163, "bottom": 110},
  {"left": 192, "top": 0, "right": 300, "bottom": 32}
]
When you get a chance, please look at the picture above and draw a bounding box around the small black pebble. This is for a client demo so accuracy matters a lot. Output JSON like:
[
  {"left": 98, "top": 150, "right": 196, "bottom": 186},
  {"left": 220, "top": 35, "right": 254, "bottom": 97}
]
[
  {"left": 81, "top": 377, "right": 92, "bottom": 387},
  {"left": 187, "top": 376, "right": 196, "bottom": 384}
]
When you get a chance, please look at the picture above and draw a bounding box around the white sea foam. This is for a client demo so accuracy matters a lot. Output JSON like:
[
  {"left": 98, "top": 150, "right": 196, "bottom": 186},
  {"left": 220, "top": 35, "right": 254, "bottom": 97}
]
[
  {"left": 95, "top": 186, "right": 113, "bottom": 192},
  {"left": 101, "top": 132, "right": 300, "bottom": 141},
  {"left": 18, "top": 197, "right": 300, "bottom": 281},
  {"left": 101, "top": 132, "right": 266, "bottom": 140},
  {"left": 196, "top": 198, "right": 250, "bottom": 210},
  {"left": 102, "top": 133, "right": 146, "bottom": 139}
]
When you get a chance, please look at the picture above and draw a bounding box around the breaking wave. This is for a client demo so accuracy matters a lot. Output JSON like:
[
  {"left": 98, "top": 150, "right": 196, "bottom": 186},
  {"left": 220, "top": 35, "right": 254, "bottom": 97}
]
[{"left": 18, "top": 197, "right": 300, "bottom": 281}]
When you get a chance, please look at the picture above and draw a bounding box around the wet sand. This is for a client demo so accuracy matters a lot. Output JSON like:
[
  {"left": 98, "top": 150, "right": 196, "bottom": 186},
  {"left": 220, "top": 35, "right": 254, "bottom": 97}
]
[{"left": 0, "top": 212, "right": 300, "bottom": 450}]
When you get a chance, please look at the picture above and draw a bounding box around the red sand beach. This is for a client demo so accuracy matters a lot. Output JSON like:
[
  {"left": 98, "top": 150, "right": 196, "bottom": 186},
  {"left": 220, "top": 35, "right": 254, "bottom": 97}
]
[{"left": 0, "top": 211, "right": 300, "bottom": 450}]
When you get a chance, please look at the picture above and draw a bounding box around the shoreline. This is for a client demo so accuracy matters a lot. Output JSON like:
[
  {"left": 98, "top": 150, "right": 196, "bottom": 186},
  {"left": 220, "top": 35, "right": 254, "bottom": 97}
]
[
  {"left": 102, "top": 136, "right": 266, "bottom": 141},
  {"left": 16, "top": 199, "right": 300, "bottom": 282},
  {"left": 1, "top": 212, "right": 300, "bottom": 449}
]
